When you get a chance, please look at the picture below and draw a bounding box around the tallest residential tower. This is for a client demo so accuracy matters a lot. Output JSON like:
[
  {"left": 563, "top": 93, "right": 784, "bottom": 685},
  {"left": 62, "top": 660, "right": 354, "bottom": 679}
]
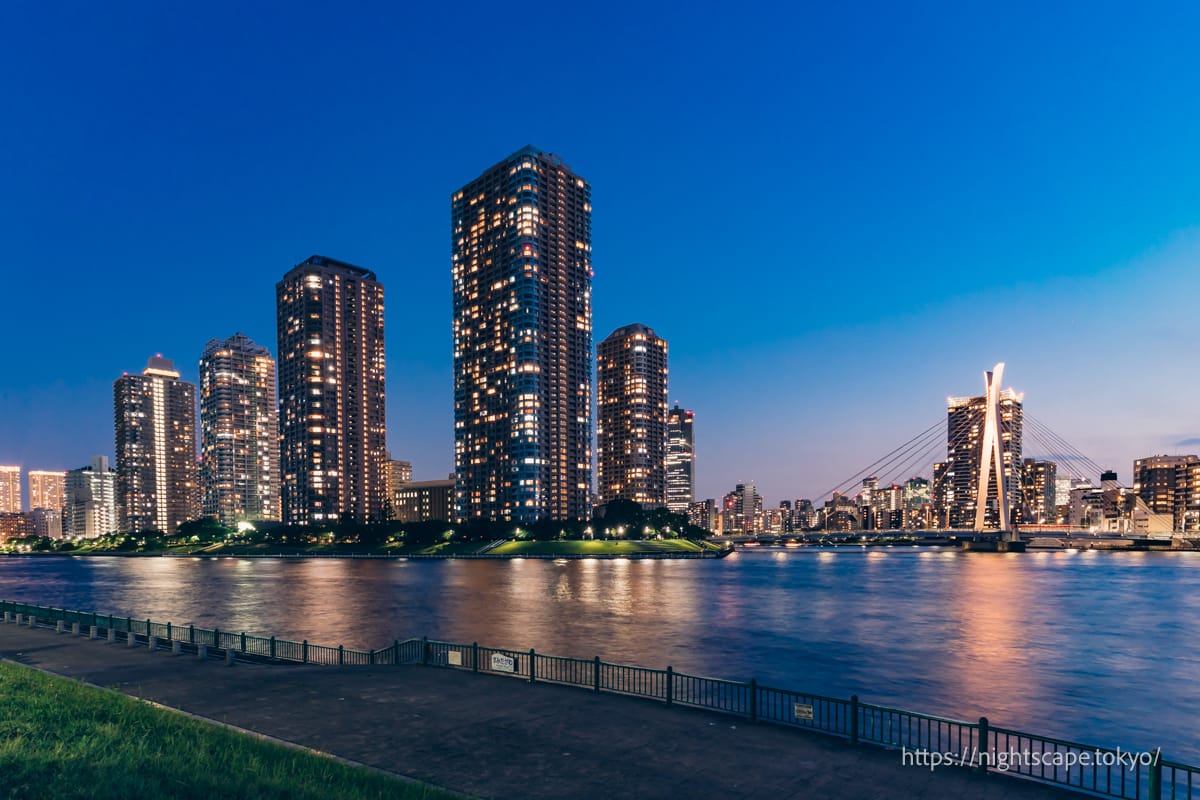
[
  {"left": 277, "top": 256, "right": 387, "bottom": 526},
  {"left": 452, "top": 147, "right": 593, "bottom": 522}
]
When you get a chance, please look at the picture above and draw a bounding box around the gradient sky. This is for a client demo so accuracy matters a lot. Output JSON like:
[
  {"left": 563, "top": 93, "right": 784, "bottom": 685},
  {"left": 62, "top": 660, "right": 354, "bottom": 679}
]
[{"left": 3, "top": 2, "right": 1200, "bottom": 506}]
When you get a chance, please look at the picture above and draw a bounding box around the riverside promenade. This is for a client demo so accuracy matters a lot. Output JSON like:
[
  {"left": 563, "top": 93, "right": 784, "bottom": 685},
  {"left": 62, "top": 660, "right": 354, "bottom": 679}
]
[{"left": 0, "top": 624, "right": 1073, "bottom": 800}]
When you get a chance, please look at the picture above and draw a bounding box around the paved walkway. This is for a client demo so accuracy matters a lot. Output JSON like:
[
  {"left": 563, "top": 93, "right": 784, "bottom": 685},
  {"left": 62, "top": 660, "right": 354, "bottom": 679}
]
[{"left": 0, "top": 623, "right": 1075, "bottom": 799}]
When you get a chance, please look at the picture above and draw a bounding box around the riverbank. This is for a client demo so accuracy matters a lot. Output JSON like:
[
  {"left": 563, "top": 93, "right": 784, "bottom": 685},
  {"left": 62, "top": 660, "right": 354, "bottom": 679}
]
[
  {"left": 0, "top": 623, "right": 1074, "bottom": 800},
  {"left": 1, "top": 539, "right": 731, "bottom": 560}
]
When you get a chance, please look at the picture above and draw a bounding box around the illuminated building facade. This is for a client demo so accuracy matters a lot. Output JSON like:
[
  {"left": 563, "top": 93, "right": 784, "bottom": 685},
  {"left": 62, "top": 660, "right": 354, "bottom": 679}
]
[
  {"left": 28, "top": 470, "right": 66, "bottom": 514},
  {"left": 277, "top": 256, "right": 387, "bottom": 526},
  {"left": 65, "top": 456, "right": 117, "bottom": 539},
  {"left": 597, "top": 324, "right": 668, "bottom": 507},
  {"left": 1021, "top": 459, "right": 1058, "bottom": 524},
  {"left": 452, "top": 146, "right": 593, "bottom": 522},
  {"left": 933, "top": 387, "right": 1023, "bottom": 528},
  {"left": 393, "top": 478, "right": 454, "bottom": 523},
  {"left": 200, "top": 333, "right": 280, "bottom": 526},
  {"left": 1133, "top": 454, "right": 1199, "bottom": 531},
  {"left": 665, "top": 404, "right": 695, "bottom": 513},
  {"left": 114, "top": 356, "right": 200, "bottom": 534},
  {"left": 0, "top": 466, "right": 20, "bottom": 513}
]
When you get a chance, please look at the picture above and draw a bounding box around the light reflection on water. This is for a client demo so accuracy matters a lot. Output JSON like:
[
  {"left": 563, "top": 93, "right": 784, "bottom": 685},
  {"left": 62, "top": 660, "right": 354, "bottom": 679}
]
[{"left": 1, "top": 548, "right": 1198, "bottom": 761}]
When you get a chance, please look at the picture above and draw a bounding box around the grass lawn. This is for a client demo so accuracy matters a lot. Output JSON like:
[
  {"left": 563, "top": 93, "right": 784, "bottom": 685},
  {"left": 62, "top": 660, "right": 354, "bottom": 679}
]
[
  {"left": 0, "top": 661, "right": 458, "bottom": 800},
  {"left": 487, "top": 539, "right": 705, "bottom": 556}
]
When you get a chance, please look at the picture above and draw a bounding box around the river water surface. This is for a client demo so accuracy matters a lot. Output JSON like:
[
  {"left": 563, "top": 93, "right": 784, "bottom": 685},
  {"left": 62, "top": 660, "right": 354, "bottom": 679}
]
[{"left": 2, "top": 547, "right": 1197, "bottom": 762}]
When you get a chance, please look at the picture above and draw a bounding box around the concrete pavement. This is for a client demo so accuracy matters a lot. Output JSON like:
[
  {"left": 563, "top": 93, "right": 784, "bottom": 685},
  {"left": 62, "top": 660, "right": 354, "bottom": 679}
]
[{"left": 0, "top": 622, "right": 1076, "bottom": 799}]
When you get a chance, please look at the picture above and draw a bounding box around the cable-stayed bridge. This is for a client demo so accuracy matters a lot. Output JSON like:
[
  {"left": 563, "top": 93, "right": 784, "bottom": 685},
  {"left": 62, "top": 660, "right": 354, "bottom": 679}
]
[{"left": 716, "top": 364, "right": 1196, "bottom": 551}]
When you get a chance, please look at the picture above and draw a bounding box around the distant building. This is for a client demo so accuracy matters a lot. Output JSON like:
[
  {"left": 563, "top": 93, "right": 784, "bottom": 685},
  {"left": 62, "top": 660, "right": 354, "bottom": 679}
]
[
  {"left": 200, "top": 334, "right": 280, "bottom": 526},
  {"left": 114, "top": 356, "right": 200, "bottom": 534},
  {"left": 385, "top": 459, "right": 413, "bottom": 519},
  {"left": 393, "top": 479, "right": 454, "bottom": 523},
  {"left": 1132, "top": 455, "right": 1197, "bottom": 530},
  {"left": 277, "top": 256, "right": 388, "bottom": 526},
  {"left": 29, "top": 507, "right": 62, "bottom": 539},
  {"left": 65, "top": 456, "right": 118, "bottom": 539},
  {"left": 688, "top": 499, "right": 717, "bottom": 532},
  {"left": 1020, "top": 459, "right": 1057, "bottom": 524},
  {"left": 933, "top": 388, "right": 1023, "bottom": 528},
  {"left": 0, "top": 466, "right": 20, "bottom": 513},
  {"left": 721, "top": 481, "right": 762, "bottom": 533},
  {"left": 597, "top": 323, "right": 668, "bottom": 507},
  {"left": 665, "top": 405, "right": 695, "bottom": 513},
  {"left": 452, "top": 146, "right": 593, "bottom": 523},
  {"left": 28, "top": 470, "right": 66, "bottom": 515},
  {"left": 0, "top": 513, "right": 31, "bottom": 542}
]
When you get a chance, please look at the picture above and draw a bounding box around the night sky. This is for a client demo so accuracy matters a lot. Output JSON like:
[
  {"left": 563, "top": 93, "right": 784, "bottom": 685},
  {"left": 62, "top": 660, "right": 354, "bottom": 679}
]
[{"left": 3, "top": 2, "right": 1200, "bottom": 505}]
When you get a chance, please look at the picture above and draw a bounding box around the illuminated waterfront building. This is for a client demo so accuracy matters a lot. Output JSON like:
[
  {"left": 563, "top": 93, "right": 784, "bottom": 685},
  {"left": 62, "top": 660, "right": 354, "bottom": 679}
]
[
  {"left": 665, "top": 404, "right": 695, "bottom": 513},
  {"left": 451, "top": 146, "right": 593, "bottom": 522},
  {"left": 28, "top": 470, "right": 66, "bottom": 514},
  {"left": 1020, "top": 459, "right": 1058, "bottom": 524},
  {"left": 597, "top": 324, "right": 668, "bottom": 507},
  {"left": 276, "top": 256, "right": 387, "bottom": 526},
  {"left": 1133, "top": 455, "right": 1199, "bottom": 531},
  {"left": 199, "top": 334, "right": 280, "bottom": 526},
  {"left": 932, "top": 388, "right": 1023, "bottom": 528},
  {"left": 64, "top": 456, "right": 118, "bottom": 539},
  {"left": 114, "top": 356, "right": 200, "bottom": 534},
  {"left": 0, "top": 466, "right": 21, "bottom": 513},
  {"left": 393, "top": 478, "right": 454, "bottom": 523}
]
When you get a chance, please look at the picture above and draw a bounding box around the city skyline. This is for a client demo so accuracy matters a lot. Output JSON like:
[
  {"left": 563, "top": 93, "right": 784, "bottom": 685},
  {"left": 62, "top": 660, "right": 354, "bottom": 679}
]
[{"left": 4, "top": 5, "right": 1200, "bottom": 504}]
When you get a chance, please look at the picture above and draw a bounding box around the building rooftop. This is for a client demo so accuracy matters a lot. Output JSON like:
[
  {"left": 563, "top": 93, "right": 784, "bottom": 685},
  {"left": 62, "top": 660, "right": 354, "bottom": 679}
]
[{"left": 281, "top": 255, "right": 377, "bottom": 283}]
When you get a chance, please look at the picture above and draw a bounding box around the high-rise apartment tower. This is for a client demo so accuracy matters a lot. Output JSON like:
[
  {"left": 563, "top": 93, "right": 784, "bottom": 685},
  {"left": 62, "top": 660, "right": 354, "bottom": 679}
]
[
  {"left": 597, "top": 324, "right": 668, "bottom": 507},
  {"left": 665, "top": 405, "right": 695, "bottom": 513},
  {"left": 277, "top": 256, "right": 387, "bottom": 525},
  {"left": 0, "top": 466, "right": 20, "bottom": 513},
  {"left": 933, "top": 388, "right": 1023, "bottom": 528},
  {"left": 114, "top": 356, "right": 200, "bottom": 534},
  {"left": 451, "top": 146, "right": 593, "bottom": 522},
  {"left": 199, "top": 333, "right": 280, "bottom": 526}
]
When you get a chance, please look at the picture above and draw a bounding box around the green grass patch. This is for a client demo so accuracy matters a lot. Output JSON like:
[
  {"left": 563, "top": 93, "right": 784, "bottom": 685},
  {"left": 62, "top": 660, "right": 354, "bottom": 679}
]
[
  {"left": 0, "top": 660, "right": 458, "bottom": 800},
  {"left": 487, "top": 539, "right": 704, "bottom": 556}
]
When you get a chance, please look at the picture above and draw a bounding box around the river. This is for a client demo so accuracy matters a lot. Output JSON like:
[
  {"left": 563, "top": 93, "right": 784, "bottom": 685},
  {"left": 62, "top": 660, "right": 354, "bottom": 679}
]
[{"left": 2, "top": 547, "right": 1197, "bottom": 762}]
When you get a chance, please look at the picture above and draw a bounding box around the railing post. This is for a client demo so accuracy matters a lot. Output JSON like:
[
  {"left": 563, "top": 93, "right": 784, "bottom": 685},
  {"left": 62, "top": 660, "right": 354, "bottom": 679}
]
[
  {"left": 189, "top": 624, "right": 195, "bottom": 644},
  {"left": 369, "top": 648, "right": 375, "bottom": 665},
  {"left": 126, "top": 615, "right": 132, "bottom": 634},
  {"left": 850, "top": 695, "right": 860, "bottom": 745},
  {"left": 422, "top": 636, "right": 429, "bottom": 666},
  {"left": 270, "top": 636, "right": 276, "bottom": 659},
  {"left": 472, "top": 642, "right": 479, "bottom": 673},
  {"left": 145, "top": 618, "right": 150, "bottom": 637},
  {"left": 338, "top": 644, "right": 344, "bottom": 666},
  {"left": 303, "top": 639, "right": 308, "bottom": 663},
  {"left": 214, "top": 627, "right": 221, "bottom": 649},
  {"left": 166, "top": 621, "right": 172, "bottom": 641},
  {"left": 977, "top": 717, "right": 989, "bottom": 774},
  {"left": 749, "top": 679, "right": 758, "bottom": 722},
  {"left": 666, "top": 666, "right": 674, "bottom": 706},
  {"left": 1149, "top": 750, "right": 1162, "bottom": 799},
  {"left": 594, "top": 656, "right": 601, "bottom": 693},
  {"left": 529, "top": 649, "right": 536, "bottom": 684},
  {"left": 241, "top": 632, "right": 247, "bottom": 653}
]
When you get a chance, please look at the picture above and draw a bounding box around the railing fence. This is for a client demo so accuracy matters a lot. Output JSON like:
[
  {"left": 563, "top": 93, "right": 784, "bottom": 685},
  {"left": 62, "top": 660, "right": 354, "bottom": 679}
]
[{"left": 1, "top": 598, "right": 1194, "bottom": 800}]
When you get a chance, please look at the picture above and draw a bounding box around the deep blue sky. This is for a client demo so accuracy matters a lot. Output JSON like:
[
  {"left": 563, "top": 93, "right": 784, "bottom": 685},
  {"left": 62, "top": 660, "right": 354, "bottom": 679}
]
[{"left": 3, "top": 2, "right": 1200, "bottom": 505}]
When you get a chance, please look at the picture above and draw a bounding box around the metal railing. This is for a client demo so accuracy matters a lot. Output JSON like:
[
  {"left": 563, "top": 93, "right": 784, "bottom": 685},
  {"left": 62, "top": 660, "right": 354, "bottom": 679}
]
[{"left": 2, "top": 599, "right": 1195, "bottom": 799}]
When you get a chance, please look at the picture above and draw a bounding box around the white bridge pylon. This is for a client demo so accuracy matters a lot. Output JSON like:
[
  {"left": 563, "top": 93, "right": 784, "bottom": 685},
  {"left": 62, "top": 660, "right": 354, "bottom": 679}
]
[{"left": 973, "top": 362, "right": 1010, "bottom": 533}]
